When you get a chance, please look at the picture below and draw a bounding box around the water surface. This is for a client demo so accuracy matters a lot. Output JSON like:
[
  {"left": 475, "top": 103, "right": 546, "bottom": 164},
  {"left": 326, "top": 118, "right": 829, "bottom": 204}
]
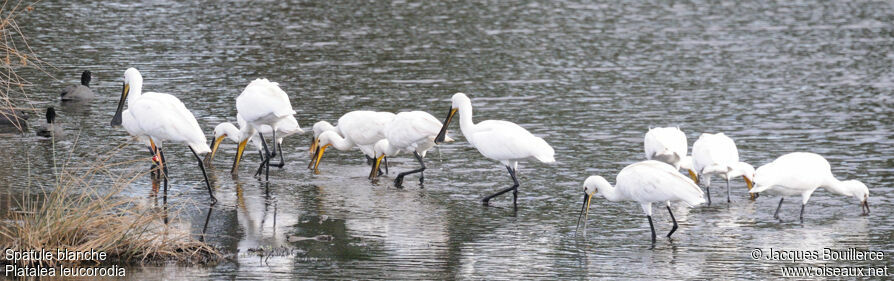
[{"left": 3, "top": 0, "right": 893, "bottom": 279}]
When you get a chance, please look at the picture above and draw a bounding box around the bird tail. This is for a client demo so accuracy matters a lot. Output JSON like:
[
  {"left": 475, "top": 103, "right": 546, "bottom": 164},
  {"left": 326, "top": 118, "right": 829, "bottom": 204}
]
[
  {"left": 190, "top": 143, "right": 212, "bottom": 155},
  {"left": 532, "top": 137, "right": 556, "bottom": 163}
]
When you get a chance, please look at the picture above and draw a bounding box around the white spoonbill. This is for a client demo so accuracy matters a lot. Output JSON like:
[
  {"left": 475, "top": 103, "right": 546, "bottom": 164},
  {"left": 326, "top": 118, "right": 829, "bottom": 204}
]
[
  {"left": 310, "top": 111, "right": 395, "bottom": 174},
  {"left": 206, "top": 114, "right": 303, "bottom": 172},
  {"left": 749, "top": 152, "right": 869, "bottom": 221},
  {"left": 644, "top": 127, "right": 696, "bottom": 179},
  {"left": 368, "top": 111, "right": 453, "bottom": 187},
  {"left": 231, "top": 78, "right": 300, "bottom": 180},
  {"left": 577, "top": 160, "right": 705, "bottom": 243},
  {"left": 110, "top": 68, "right": 215, "bottom": 203},
  {"left": 60, "top": 70, "right": 95, "bottom": 101},
  {"left": 310, "top": 120, "right": 389, "bottom": 172},
  {"left": 691, "top": 133, "right": 755, "bottom": 205},
  {"left": 434, "top": 93, "right": 555, "bottom": 207}
]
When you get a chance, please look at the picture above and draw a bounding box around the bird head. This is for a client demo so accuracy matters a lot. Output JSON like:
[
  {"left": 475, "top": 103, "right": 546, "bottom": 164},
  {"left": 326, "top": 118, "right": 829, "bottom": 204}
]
[
  {"left": 309, "top": 121, "right": 335, "bottom": 157},
  {"left": 112, "top": 68, "right": 141, "bottom": 126},
  {"left": 576, "top": 176, "right": 611, "bottom": 236},
  {"left": 310, "top": 130, "right": 339, "bottom": 174},
  {"left": 368, "top": 139, "right": 393, "bottom": 180},
  {"left": 730, "top": 162, "right": 756, "bottom": 198},
  {"left": 435, "top": 93, "right": 467, "bottom": 144},
  {"left": 45, "top": 107, "right": 56, "bottom": 124},
  {"left": 842, "top": 180, "right": 870, "bottom": 215},
  {"left": 206, "top": 122, "right": 242, "bottom": 167},
  {"left": 81, "top": 70, "right": 92, "bottom": 87}
]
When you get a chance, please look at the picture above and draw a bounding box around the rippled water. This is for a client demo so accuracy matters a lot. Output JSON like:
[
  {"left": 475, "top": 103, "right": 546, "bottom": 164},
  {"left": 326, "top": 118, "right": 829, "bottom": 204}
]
[{"left": 2, "top": 0, "right": 893, "bottom": 279}]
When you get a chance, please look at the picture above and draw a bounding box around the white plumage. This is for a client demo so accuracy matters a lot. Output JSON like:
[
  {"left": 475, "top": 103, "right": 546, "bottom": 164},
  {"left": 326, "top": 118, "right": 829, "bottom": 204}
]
[
  {"left": 231, "top": 79, "right": 301, "bottom": 178},
  {"left": 434, "top": 93, "right": 554, "bottom": 206},
  {"left": 578, "top": 160, "right": 704, "bottom": 242},
  {"left": 310, "top": 110, "right": 396, "bottom": 174},
  {"left": 207, "top": 113, "right": 302, "bottom": 167},
  {"left": 691, "top": 133, "right": 755, "bottom": 204},
  {"left": 750, "top": 152, "right": 869, "bottom": 220},
  {"left": 111, "top": 68, "right": 215, "bottom": 202},
  {"left": 644, "top": 127, "right": 689, "bottom": 169},
  {"left": 369, "top": 111, "right": 453, "bottom": 187}
]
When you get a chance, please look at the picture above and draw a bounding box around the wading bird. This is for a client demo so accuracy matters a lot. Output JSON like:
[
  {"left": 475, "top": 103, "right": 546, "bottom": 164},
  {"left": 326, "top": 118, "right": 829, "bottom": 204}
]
[
  {"left": 690, "top": 133, "right": 755, "bottom": 205},
  {"left": 368, "top": 111, "right": 453, "bottom": 187},
  {"left": 309, "top": 111, "right": 395, "bottom": 174},
  {"left": 231, "top": 79, "right": 300, "bottom": 180},
  {"left": 206, "top": 114, "right": 302, "bottom": 172},
  {"left": 434, "top": 93, "right": 555, "bottom": 207},
  {"left": 577, "top": 161, "right": 705, "bottom": 243},
  {"left": 36, "top": 107, "right": 63, "bottom": 138},
  {"left": 644, "top": 126, "right": 696, "bottom": 178},
  {"left": 749, "top": 152, "right": 869, "bottom": 221},
  {"left": 61, "top": 70, "right": 95, "bottom": 101},
  {"left": 110, "top": 68, "right": 215, "bottom": 203}
]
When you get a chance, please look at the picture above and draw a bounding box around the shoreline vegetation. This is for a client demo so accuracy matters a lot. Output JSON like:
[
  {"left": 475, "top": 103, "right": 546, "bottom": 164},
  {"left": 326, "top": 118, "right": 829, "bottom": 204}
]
[
  {"left": 0, "top": 144, "right": 223, "bottom": 267},
  {"left": 0, "top": 1, "right": 223, "bottom": 268},
  {"left": 0, "top": 1, "right": 44, "bottom": 132}
]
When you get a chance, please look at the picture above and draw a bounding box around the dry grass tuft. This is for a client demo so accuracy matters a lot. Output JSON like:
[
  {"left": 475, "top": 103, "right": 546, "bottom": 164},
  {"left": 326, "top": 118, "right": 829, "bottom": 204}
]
[
  {"left": 0, "top": 0, "right": 47, "bottom": 132},
  {"left": 0, "top": 143, "right": 222, "bottom": 267}
]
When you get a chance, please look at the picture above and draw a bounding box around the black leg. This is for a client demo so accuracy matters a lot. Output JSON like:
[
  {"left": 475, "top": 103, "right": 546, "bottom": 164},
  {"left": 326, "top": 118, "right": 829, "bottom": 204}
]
[
  {"left": 482, "top": 166, "right": 520, "bottom": 207},
  {"left": 384, "top": 156, "right": 389, "bottom": 174},
  {"left": 147, "top": 146, "right": 161, "bottom": 194},
  {"left": 666, "top": 205, "right": 678, "bottom": 238},
  {"left": 799, "top": 203, "right": 805, "bottom": 222},
  {"left": 647, "top": 215, "right": 657, "bottom": 244},
  {"left": 726, "top": 179, "right": 731, "bottom": 203},
  {"left": 511, "top": 167, "right": 519, "bottom": 208},
  {"left": 272, "top": 145, "right": 285, "bottom": 168},
  {"left": 774, "top": 197, "right": 784, "bottom": 219},
  {"left": 190, "top": 146, "right": 217, "bottom": 205},
  {"left": 159, "top": 147, "right": 169, "bottom": 194},
  {"left": 269, "top": 138, "right": 285, "bottom": 168},
  {"left": 706, "top": 184, "right": 711, "bottom": 206},
  {"left": 257, "top": 132, "right": 272, "bottom": 181},
  {"left": 394, "top": 152, "right": 426, "bottom": 188},
  {"left": 254, "top": 150, "right": 266, "bottom": 177},
  {"left": 162, "top": 184, "right": 168, "bottom": 225}
]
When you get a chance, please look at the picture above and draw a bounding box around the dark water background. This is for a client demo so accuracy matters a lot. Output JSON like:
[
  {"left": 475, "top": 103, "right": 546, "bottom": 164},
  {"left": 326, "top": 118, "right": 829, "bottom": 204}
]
[{"left": 1, "top": 0, "right": 892, "bottom": 279}]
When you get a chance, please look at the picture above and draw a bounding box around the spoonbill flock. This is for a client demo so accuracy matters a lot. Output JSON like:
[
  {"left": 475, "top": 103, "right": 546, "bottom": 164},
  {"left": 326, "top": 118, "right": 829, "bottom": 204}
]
[{"left": 102, "top": 67, "right": 870, "bottom": 244}]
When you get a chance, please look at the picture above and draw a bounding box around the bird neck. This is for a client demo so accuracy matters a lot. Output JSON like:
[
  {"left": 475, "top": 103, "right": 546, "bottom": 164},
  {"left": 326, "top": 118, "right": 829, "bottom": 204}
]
[
  {"left": 238, "top": 124, "right": 256, "bottom": 142},
  {"left": 456, "top": 99, "right": 475, "bottom": 136},
  {"left": 822, "top": 177, "right": 854, "bottom": 197},
  {"left": 81, "top": 72, "right": 91, "bottom": 87},
  {"left": 313, "top": 121, "right": 337, "bottom": 138},
  {"left": 127, "top": 81, "right": 143, "bottom": 109},
  {"left": 46, "top": 109, "right": 55, "bottom": 124},
  {"left": 222, "top": 123, "right": 242, "bottom": 143},
  {"left": 597, "top": 182, "right": 625, "bottom": 202},
  {"left": 322, "top": 131, "right": 354, "bottom": 151},
  {"left": 374, "top": 139, "right": 400, "bottom": 157}
]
